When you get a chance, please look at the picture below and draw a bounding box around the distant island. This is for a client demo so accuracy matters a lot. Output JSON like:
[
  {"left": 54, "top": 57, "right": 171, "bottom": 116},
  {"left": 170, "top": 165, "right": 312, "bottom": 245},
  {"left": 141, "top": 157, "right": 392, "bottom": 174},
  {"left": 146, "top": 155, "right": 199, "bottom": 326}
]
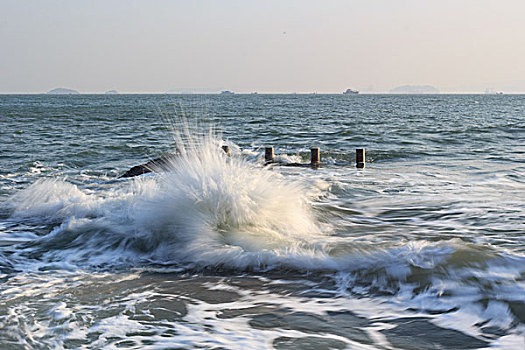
[
  {"left": 343, "top": 88, "right": 359, "bottom": 95},
  {"left": 220, "top": 90, "right": 234, "bottom": 95},
  {"left": 47, "top": 88, "right": 79, "bottom": 95},
  {"left": 389, "top": 85, "right": 440, "bottom": 94},
  {"left": 105, "top": 90, "right": 118, "bottom": 95}
]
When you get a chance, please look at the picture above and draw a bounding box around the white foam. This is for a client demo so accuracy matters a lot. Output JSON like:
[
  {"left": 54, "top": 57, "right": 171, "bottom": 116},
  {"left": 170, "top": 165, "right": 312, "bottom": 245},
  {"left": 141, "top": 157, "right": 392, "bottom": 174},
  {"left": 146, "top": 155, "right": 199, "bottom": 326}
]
[
  {"left": 9, "top": 179, "right": 89, "bottom": 221},
  {"left": 3, "top": 129, "right": 333, "bottom": 270},
  {"left": 5, "top": 127, "right": 524, "bottom": 340}
]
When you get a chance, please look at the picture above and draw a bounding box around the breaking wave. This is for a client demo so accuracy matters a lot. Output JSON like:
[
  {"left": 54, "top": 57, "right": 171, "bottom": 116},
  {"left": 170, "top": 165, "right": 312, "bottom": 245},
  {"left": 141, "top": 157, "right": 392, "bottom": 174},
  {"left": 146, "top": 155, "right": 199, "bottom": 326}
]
[
  {"left": 5, "top": 127, "right": 524, "bottom": 280},
  {"left": 7, "top": 128, "right": 335, "bottom": 271},
  {"left": 2, "top": 102, "right": 524, "bottom": 349}
]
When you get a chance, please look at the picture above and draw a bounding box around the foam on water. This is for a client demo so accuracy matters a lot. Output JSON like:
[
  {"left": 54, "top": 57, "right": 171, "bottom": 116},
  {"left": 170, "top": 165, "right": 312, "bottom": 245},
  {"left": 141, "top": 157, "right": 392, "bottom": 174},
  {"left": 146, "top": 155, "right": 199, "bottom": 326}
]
[
  {"left": 6, "top": 128, "right": 332, "bottom": 271},
  {"left": 5, "top": 128, "right": 524, "bottom": 276},
  {"left": 1, "top": 269, "right": 523, "bottom": 349},
  {"left": 2, "top": 124, "right": 524, "bottom": 348}
]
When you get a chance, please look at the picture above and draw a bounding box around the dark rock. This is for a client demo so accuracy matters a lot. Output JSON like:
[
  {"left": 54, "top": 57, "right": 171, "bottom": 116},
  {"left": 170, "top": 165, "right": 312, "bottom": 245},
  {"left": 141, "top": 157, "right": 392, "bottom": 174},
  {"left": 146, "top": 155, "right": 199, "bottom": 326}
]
[{"left": 120, "top": 154, "right": 176, "bottom": 178}]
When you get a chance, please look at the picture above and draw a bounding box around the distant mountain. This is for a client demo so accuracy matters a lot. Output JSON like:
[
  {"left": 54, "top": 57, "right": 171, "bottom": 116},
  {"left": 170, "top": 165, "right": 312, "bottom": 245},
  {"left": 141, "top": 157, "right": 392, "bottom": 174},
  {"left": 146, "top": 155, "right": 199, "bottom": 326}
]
[
  {"left": 47, "top": 88, "right": 79, "bottom": 95},
  {"left": 389, "top": 85, "right": 439, "bottom": 94},
  {"left": 105, "top": 90, "right": 118, "bottom": 94}
]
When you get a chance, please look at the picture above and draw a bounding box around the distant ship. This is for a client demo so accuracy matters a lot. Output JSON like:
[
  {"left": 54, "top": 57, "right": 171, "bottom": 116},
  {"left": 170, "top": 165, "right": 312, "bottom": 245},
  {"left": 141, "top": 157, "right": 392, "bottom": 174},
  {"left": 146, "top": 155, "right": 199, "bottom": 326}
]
[{"left": 343, "top": 88, "right": 359, "bottom": 95}]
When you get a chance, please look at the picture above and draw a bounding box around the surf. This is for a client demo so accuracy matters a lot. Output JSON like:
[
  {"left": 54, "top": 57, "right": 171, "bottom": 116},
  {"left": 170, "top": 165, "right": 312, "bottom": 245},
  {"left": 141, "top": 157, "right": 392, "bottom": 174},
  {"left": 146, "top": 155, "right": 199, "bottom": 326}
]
[{"left": 6, "top": 126, "right": 336, "bottom": 271}]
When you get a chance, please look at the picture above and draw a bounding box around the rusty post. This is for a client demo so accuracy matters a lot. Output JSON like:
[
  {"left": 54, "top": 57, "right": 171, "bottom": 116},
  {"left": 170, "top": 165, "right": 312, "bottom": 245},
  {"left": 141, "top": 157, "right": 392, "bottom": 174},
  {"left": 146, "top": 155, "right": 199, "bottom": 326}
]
[
  {"left": 311, "top": 147, "right": 320, "bottom": 165},
  {"left": 265, "top": 147, "right": 274, "bottom": 163},
  {"left": 356, "top": 148, "right": 365, "bottom": 168},
  {"left": 222, "top": 145, "right": 230, "bottom": 155}
]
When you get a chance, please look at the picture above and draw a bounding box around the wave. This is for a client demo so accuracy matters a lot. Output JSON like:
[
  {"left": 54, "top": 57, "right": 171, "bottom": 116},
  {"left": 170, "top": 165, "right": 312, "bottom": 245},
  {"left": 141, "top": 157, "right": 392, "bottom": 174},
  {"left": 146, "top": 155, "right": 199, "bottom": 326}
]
[
  {"left": 6, "top": 128, "right": 332, "bottom": 270},
  {"left": 4, "top": 127, "right": 524, "bottom": 282},
  {"left": 3, "top": 125, "right": 525, "bottom": 342}
]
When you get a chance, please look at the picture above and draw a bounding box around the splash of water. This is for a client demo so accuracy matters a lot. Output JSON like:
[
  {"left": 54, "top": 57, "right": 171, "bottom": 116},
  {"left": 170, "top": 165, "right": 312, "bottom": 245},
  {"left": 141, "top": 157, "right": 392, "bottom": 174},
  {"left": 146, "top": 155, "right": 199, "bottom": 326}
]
[
  {"left": 7, "top": 126, "right": 331, "bottom": 270},
  {"left": 5, "top": 124, "right": 524, "bottom": 283}
]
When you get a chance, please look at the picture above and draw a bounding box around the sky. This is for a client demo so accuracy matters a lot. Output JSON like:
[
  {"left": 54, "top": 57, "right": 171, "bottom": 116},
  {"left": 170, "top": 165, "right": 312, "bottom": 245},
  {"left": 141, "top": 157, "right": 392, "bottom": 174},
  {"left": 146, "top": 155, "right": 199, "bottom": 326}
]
[{"left": 1, "top": 0, "right": 525, "bottom": 93}]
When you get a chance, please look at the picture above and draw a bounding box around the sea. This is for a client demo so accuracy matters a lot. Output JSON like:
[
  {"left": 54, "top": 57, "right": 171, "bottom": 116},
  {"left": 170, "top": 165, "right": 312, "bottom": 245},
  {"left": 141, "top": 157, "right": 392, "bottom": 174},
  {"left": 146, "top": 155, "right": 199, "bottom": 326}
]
[{"left": 0, "top": 94, "right": 524, "bottom": 349}]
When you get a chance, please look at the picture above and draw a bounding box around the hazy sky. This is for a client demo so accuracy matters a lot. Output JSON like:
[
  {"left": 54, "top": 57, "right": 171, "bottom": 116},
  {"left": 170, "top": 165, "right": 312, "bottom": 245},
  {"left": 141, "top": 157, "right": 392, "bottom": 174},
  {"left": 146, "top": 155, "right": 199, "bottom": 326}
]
[{"left": 1, "top": 0, "right": 525, "bottom": 93}]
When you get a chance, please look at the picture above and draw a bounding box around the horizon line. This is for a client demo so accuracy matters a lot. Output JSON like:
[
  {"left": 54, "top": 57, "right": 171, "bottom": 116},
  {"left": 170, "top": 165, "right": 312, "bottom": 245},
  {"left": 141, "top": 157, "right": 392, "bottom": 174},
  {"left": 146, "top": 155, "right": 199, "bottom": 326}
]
[{"left": 1, "top": 91, "right": 524, "bottom": 95}]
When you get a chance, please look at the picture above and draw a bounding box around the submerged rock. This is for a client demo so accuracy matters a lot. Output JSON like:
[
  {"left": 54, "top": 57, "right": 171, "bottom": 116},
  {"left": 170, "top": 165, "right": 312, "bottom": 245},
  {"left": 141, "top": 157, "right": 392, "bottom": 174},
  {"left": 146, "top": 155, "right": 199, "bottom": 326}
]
[{"left": 120, "top": 154, "right": 176, "bottom": 178}]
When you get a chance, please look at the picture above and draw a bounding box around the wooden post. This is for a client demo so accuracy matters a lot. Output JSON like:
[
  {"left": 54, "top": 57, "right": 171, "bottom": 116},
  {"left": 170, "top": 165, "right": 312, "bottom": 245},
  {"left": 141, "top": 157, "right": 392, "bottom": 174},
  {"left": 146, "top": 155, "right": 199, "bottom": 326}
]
[
  {"left": 222, "top": 145, "right": 230, "bottom": 155},
  {"left": 265, "top": 147, "right": 274, "bottom": 163},
  {"left": 311, "top": 147, "right": 320, "bottom": 165},
  {"left": 356, "top": 148, "right": 365, "bottom": 168}
]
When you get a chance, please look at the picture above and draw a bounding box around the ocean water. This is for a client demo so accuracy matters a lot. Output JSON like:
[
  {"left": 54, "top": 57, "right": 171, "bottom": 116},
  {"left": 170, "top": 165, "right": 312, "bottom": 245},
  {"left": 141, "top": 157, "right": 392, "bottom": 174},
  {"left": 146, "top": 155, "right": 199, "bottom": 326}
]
[{"left": 0, "top": 94, "right": 524, "bottom": 349}]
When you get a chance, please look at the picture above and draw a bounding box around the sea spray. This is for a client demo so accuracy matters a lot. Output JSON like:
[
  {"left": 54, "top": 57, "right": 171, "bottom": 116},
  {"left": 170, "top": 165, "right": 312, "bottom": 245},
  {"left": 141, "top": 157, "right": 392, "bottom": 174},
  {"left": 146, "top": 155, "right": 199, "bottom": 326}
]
[
  {"left": 6, "top": 128, "right": 523, "bottom": 276},
  {"left": 6, "top": 127, "right": 332, "bottom": 270},
  {"left": 4, "top": 123, "right": 523, "bottom": 305},
  {"left": 2, "top": 95, "right": 525, "bottom": 348},
  {"left": 131, "top": 125, "right": 331, "bottom": 269}
]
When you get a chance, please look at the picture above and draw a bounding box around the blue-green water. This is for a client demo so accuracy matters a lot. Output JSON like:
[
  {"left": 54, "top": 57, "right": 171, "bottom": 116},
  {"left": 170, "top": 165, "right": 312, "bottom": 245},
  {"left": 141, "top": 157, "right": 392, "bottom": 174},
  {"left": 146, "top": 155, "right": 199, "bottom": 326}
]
[{"left": 0, "top": 94, "right": 524, "bottom": 349}]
